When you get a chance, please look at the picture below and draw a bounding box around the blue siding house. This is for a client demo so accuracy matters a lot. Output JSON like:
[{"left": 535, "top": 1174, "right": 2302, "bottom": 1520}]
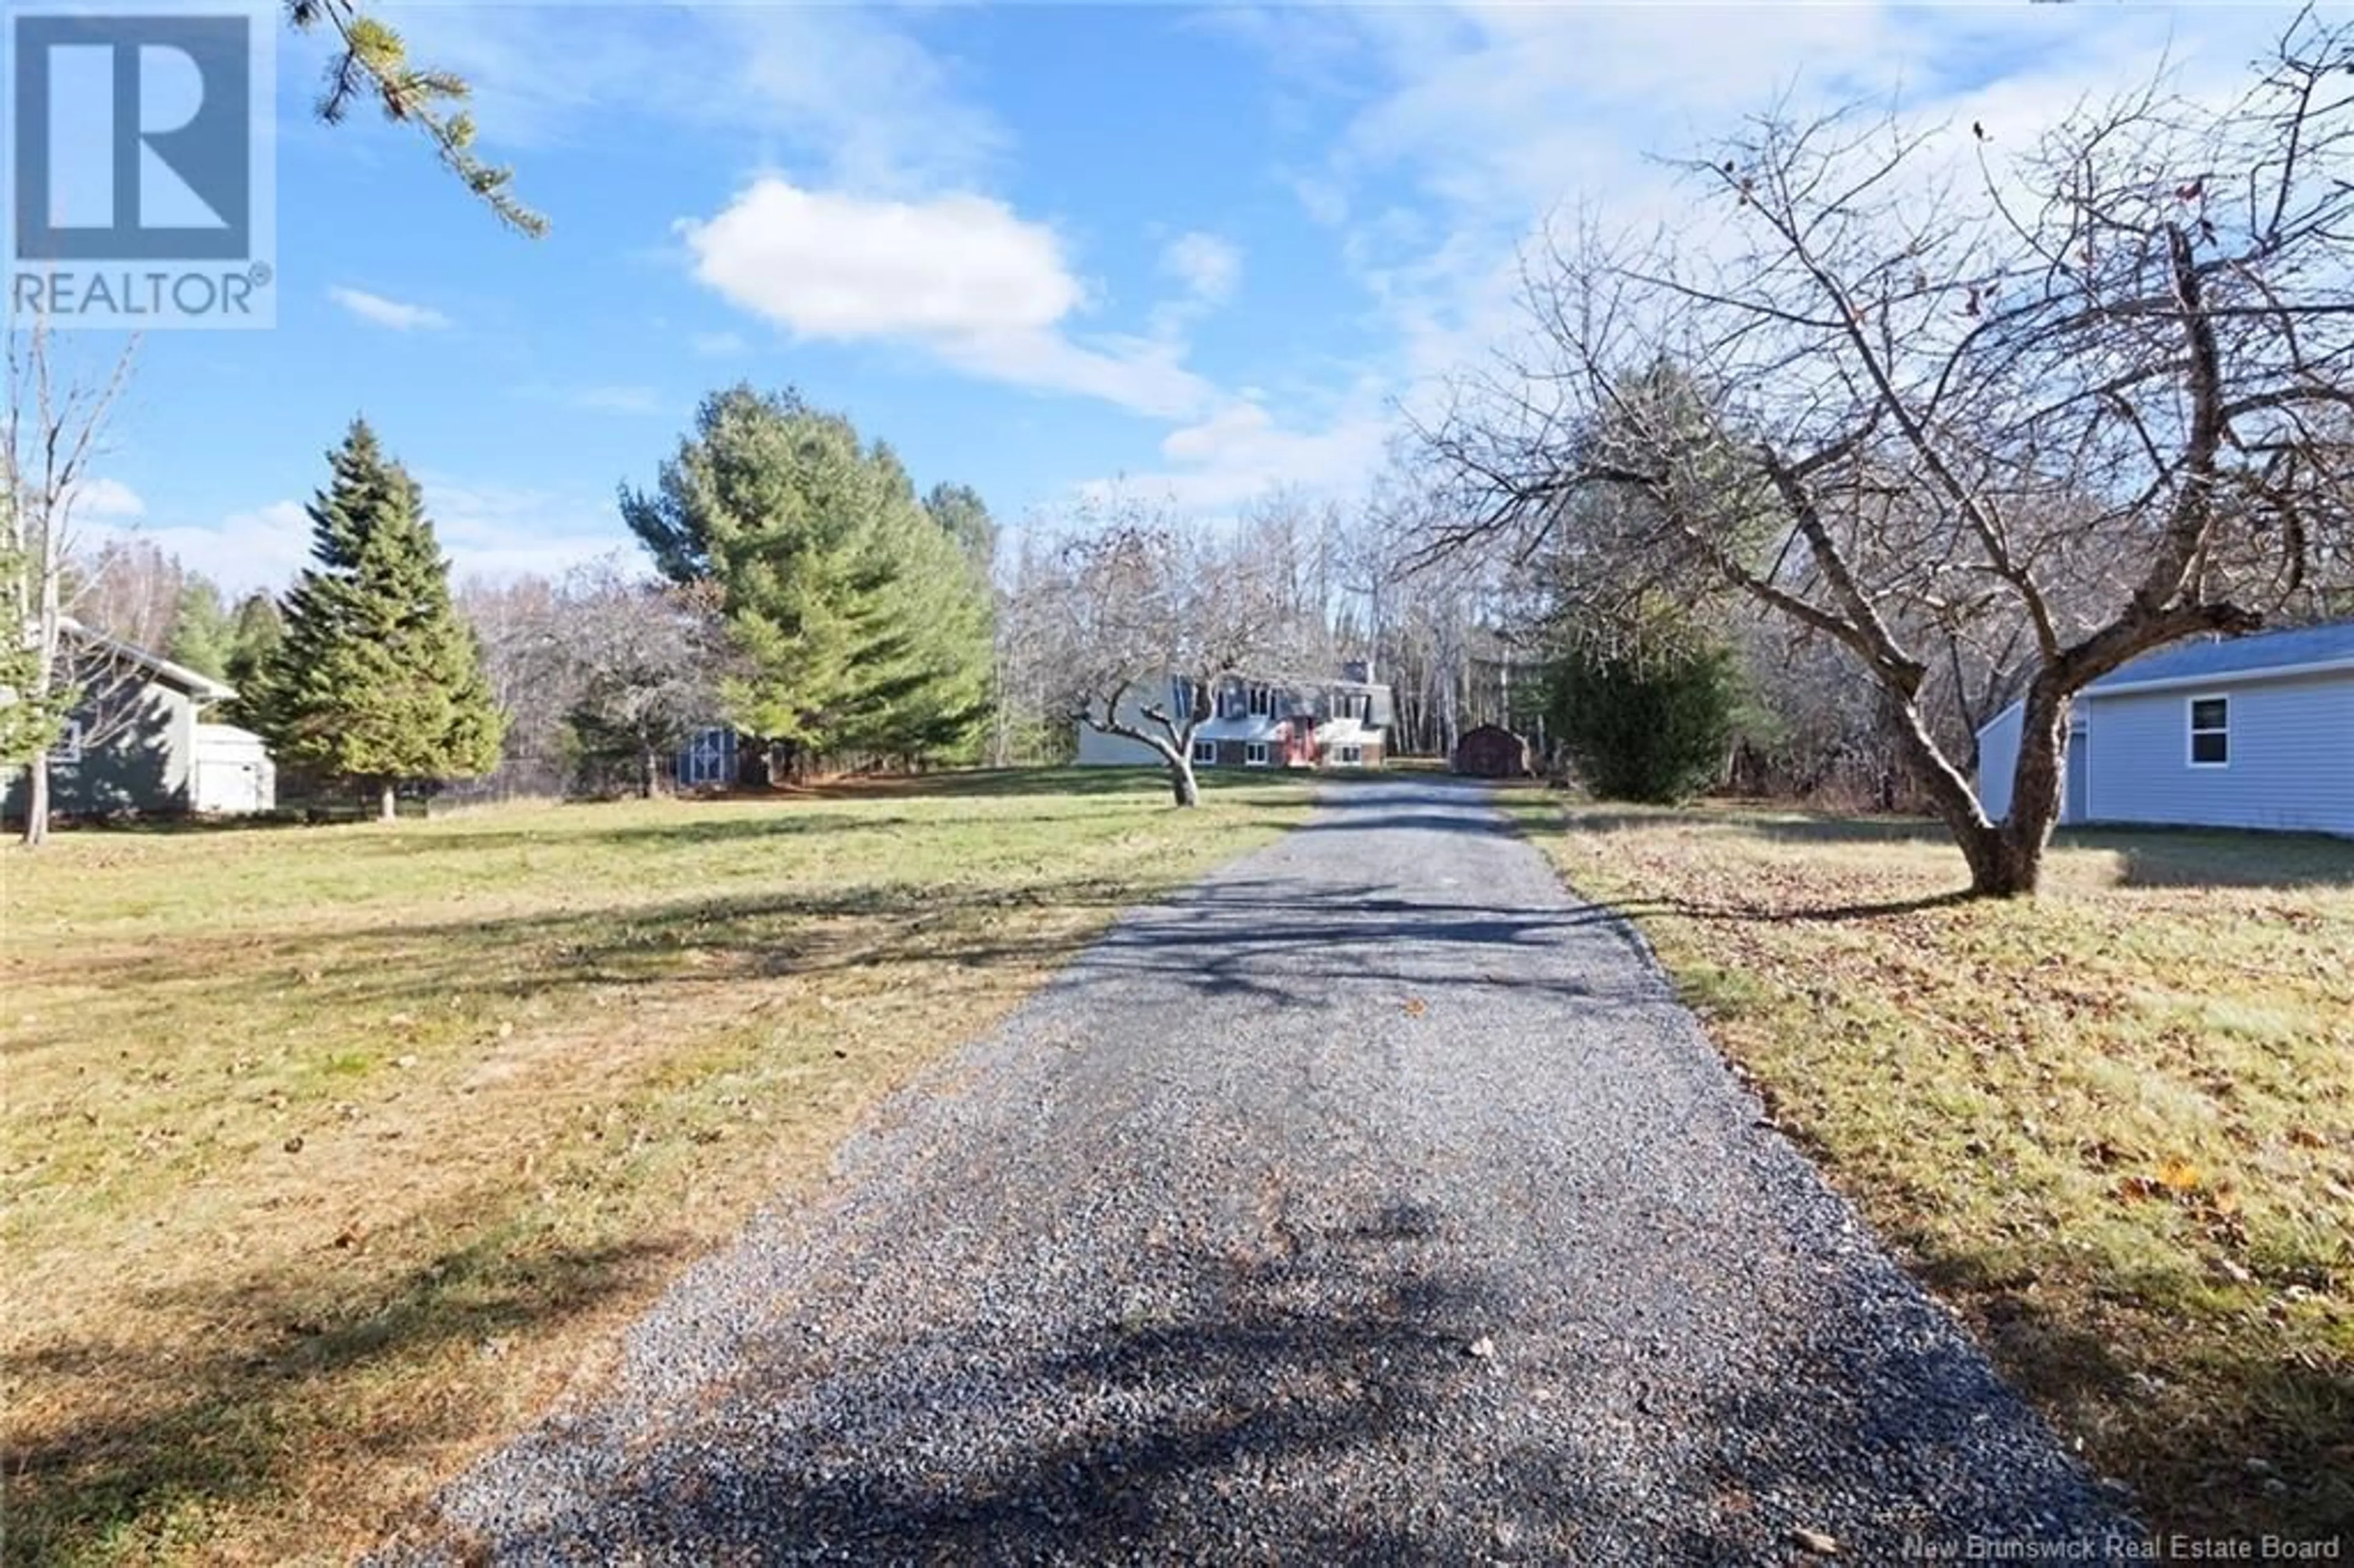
[{"left": 1975, "top": 620, "right": 2354, "bottom": 835}]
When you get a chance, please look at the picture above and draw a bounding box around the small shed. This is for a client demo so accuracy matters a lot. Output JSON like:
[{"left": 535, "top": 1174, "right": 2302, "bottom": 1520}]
[
  {"left": 191, "top": 723, "right": 277, "bottom": 813},
  {"left": 1452, "top": 723, "right": 1531, "bottom": 778}
]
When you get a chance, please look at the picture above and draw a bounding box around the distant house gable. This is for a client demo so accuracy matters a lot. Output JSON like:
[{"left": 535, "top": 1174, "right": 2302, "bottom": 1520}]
[{"left": 56, "top": 615, "right": 238, "bottom": 705}]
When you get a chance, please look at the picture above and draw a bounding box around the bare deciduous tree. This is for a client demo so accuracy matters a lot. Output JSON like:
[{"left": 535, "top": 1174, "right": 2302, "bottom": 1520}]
[
  {"left": 70, "top": 539, "right": 186, "bottom": 653},
  {"left": 457, "top": 557, "right": 733, "bottom": 801},
  {"left": 1038, "top": 493, "right": 1325, "bottom": 807},
  {"left": 4, "top": 324, "right": 140, "bottom": 847},
  {"left": 557, "top": 561, "right": 731, "bottom": 799},
  {"left": 1416, "top": 15, "right": 2354, "bottom": 894}
]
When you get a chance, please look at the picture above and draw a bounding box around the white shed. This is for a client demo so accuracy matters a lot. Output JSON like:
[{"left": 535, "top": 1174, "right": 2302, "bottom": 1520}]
[{"left": 191, "top": 723, "right": 276, "bottom": 814}]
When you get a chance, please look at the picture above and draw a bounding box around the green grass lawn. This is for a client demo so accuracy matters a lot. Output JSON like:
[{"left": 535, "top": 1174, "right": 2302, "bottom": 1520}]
[
  {"left": 1, "top": 769, "right": 1311, "bottom": 1566},
  {"left": 1506, "top": 793, "right": 2354, "bottom": 1544}
]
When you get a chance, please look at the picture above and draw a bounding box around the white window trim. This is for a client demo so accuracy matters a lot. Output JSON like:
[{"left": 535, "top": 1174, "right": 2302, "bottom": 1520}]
[
  {"left": 1190, "top": 738, "right": 1217, "bottom": 764},
  {"left": 1243, "top": 740, "right": 1270, "bottom": 767},
  {"left": 55, "top": 716, "right": 83, "bottom": 764},
  {"left": 1338, "top": 744, "right": 1363, "bottom": 766},
  {"left": 1247, "top": 685, "right": 1273, "bottom": 717},
  {"left": 2187, "top": 692, "right": 2230, "bottom": 769}
]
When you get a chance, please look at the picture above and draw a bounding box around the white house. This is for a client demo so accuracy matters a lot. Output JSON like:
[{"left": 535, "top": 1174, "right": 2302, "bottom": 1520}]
[
  {"left": 1975, "top": 620, "right": 2354, "bottom": 835},
  {"left": 1076, "top": 671, "right": 1394, "bottom": 770}
]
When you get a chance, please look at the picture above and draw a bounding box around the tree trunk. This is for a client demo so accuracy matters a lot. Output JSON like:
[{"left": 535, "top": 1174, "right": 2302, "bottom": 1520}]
[
  {"left": 1955, "top": 820, "right": 2046, "bottom": 898},
  {"left": 639, "top": 744, "right": 660, "bottom": 800},
  {"left": 21, "top": 750, "right": 50, "bottom": 847},
  {"left": 1964, "top": 681, "right": 2070, "bottom": 897},
  {"left": 1880, "top": 678, "right": 2062, "bottom": 900},
  {"left": 1169, "top": 754, "right": 1200, "bottom": 807},
  {"left": 378, "top": 780, "right": 398, "bottom": 822}
]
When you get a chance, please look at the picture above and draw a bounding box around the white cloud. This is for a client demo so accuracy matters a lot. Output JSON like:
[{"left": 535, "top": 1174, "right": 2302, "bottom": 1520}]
[
  {"left": 70, "top": 476, "right": 145, "bottom": 521},
  {"left": 1284, "top": 171, "right": 1349, "bottom": 229},
  {"left": 329, "top": 286, "right": 451, "bottom": 332},
  {"left": 94, "top": 479, "right": 634, "bottom": 598},
  {"left": 568, "top": 385, "right": 663, "bottom": 416},
  {"left": 1083, "top": 395, "right": 1396, "bottom": 513},
  {"left": 92, "top": 500, "right": 313, "bottom": 597},
  {"left": 1161, "top": 232, "right": 1241, "bottom": 305},
  {"left": 681, "top": 177, "right": 1213, "bottom": 419},
  {"left": 684, "top": 181, "right": 1078, "bottom": 339},
  {"left": 418, "top": 477, "right": 637, "bottom": 587},
  {"left": 1128, "top": 1, "right": 2291, "bottom": 515},
  {"left": 509, "top": 382, "right": 669, "bottom": 416},
  {"left": 1306, "top": 4, "right": 2279, "bottom": 373},
  {"left": 382, "top": 4, "right": 1005, "bottom": 194}
]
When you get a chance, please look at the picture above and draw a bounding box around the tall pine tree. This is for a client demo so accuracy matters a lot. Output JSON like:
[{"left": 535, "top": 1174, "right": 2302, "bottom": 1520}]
[
  {"left": 620, "top": 387, "right": 992, "bottom": 771},
  {"left": 253, "top": 421, "right": 503, "bottom": 818}
]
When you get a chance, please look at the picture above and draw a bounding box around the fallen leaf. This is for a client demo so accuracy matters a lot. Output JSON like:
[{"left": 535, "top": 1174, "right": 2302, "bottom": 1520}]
[
  {"left": 283, "top": 1135, "right": 304, "bottom": 1154},
  {"left": 1791, "top": 1526, "right": 1840, "bottom": 1556},
  {"left": 1468, "top": 1335, "right": 1495, "bottom": 1360},
  {"left": 1402, "top": 997, "right": 1428, "bottom": 1018}
]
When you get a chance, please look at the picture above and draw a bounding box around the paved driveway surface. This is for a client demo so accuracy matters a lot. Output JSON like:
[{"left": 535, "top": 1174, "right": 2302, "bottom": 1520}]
[{"left": 386, "top": 778, "right": 2127, "bottom": 1566}]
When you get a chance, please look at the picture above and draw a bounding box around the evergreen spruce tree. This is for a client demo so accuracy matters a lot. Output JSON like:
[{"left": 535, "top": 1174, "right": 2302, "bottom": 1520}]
[
  {"left": 254, "top": 421, "right": 504, "bottom": 818},
  {"left": 1545, "top": 631, "right": 1740, "bottom": 805},
  {"left": 165, "top": 576, "right": 234, "bottom": 679},
  {"left": 221, "top": 592, "right": 284, "bottom": 731}
]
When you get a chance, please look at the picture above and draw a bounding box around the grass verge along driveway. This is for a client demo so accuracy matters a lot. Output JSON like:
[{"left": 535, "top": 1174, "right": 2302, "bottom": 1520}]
[
  {"left": 1508, "top": 795, "right": 2353, "bottom": 1545},
  {"left": 2, "top": 769, "right": 1307, "bottom": 1566}
]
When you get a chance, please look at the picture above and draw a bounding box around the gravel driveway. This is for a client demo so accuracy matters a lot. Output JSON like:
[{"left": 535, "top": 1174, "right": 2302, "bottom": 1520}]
[{"left": 384, "top": 778, "right": 2130, "bottom": 1566}]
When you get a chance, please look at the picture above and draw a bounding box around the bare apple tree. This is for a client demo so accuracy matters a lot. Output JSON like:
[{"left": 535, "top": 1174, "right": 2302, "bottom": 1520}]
[
  {"left": 1415, "top": 13, "right": 2354, "bottom": 896},
  {"left": 1037, "top": 493, "right": 1325, "bottom": 807}
]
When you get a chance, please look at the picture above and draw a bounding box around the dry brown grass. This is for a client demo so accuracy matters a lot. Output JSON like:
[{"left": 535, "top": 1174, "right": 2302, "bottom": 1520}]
[
  {"left": 1507, "top": 794, "right": 2354, "bottom": 1544},
  {"left": 1, "top": 769, "right": 1309, "bottom": 1565}
]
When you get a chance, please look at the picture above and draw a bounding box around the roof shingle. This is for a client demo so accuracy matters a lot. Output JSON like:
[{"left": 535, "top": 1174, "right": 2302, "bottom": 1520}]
[{"left": 2092, "top": 619, "right": 2354, "bottom": 690}]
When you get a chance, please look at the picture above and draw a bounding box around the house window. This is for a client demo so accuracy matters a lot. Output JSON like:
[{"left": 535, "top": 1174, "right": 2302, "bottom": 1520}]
[
  {"left": 1190, "top": 739, "right": 1217, "bottom": 765},
  {"left": 1338, "top": 744, "right": 1363, "bottom": 766},
  {"left": 1171, "top": 677, "right": 1198, "bottom": 718},
  {"left": 1244, "top": 741, "right": 1270, "bottom": 767},
  {"left": 55, "top": 717, "right": 82, "bottom": 764},
  {"left": 1247, "top": 685, "right": 1273, "bottom": 717},
  {"left": 2188, "top": 696, "right": 2229, "bottom": 766}
]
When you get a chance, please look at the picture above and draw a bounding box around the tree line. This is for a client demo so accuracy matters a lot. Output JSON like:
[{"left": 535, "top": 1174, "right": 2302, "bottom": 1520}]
[{"left": 6, "top": 385, "right": 1000, "bottom": 837}]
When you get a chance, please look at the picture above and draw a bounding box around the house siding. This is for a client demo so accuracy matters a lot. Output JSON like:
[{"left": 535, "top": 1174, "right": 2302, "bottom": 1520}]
[
  {"left": 2084, "top": 671, "right": 2354, "bottom": 834},
  {"left": 3, "top": 681, "right": 199, "bottom": 819},
  {"left": 1073, "top": 725, "right": 1163, "bottom": 766},
  {"left": 1975, "top": 703, "right": 2027, "bottom": 821}
]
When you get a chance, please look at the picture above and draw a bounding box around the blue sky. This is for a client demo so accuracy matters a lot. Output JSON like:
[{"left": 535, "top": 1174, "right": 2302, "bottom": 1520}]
[{"left": 76, "top": 1, "right": 2288, "bottom": 595}]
